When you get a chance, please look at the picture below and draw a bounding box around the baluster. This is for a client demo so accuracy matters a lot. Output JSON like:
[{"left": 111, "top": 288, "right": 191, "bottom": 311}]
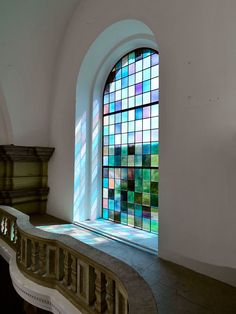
[
  {"left": 63, "top": 250, "right": 70, "bottom": 286},
  {"left": 2, "top": 217, "right": 6, "bottom": 235},
  {"left": 115, "top": 288, "right": 128, "bottom": 314},
  {"left": 39, "top": 243, "right": 46, "bottom": 275},
  {"left": 0, "top": 216, "right": 4, "bottom": 234},
  {"left": 77, "top": 261, "right": 95, "bottom": 305},
  {"left": 31, "top": 241, "right": 39, "bottom": 272},
  {"left": 21, "top": 237, "right": 26, "bottom": 266},
  {"left": 0, "top": 212, "right": 2, "bottom": 234},
  {"left": 13, "top": 221, "right": 17, "bottom": 244},
  {"left": 94, "top": 269, "right": 107, "bottom": 313},
  {"left": 71, "top": 255, "right": 77, "bottom": 292},
  {"left": 16, "top": 232, "right": 21, "bottom": 260},
  {"left": 106, "top": 277, "right": 115, "bottom": 314},
  {"left": 26, "top": 239, "right": 32, "bottom": 268},
  {"left": 6, "top": 217, "right": 10, "bottom": 239},
  {"left": 7, "top": 218, "right": 11, "bottom": 241}
]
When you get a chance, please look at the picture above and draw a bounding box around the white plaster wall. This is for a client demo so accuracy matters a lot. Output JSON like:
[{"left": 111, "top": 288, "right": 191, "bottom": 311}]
[
  {"left": 48, "top": 0, "right": 236, "bottom": 272},
  {"left": 0, "top": 0, "right": 79, "bottom": 145}
]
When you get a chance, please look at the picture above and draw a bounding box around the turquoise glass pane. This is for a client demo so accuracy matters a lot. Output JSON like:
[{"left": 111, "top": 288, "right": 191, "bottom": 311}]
[
  {"left": 143, "top": 68, "right": 151, "bottom": 81},
  {"left": 122, "top": 77, "right": 128, "bottom": 88},
  {"left": 122, "top": 66, "right": 128, "bottom": 77},
  {"left": 128, "top": 52, "right": 135, "bottom": 63},
  {"left": 143, "top": 80, "right": 151, "bottom": 92}
]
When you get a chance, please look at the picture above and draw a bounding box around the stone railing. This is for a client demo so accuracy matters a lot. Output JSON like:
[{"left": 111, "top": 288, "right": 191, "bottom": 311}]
[{"left": 0, "top": 206, "right": 158, "bottom": 314}]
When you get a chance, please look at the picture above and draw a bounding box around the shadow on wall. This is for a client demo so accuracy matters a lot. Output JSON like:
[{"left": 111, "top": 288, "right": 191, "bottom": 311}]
[{"left": 0, "top": 83, "right": 12, "bottom": 144}]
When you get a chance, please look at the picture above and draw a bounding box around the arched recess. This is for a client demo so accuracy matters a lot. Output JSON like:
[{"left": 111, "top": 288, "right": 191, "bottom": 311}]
[
  {"left": 0, "top": 83, "right": 13, "bottom": 144},
  {"left": 74, "top": 19, "right": 159, "bottom": 223}
]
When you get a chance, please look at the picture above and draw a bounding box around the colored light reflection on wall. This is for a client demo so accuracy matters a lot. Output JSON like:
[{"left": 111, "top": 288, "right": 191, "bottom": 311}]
[
  {"left": 74, "top": 112, "right": 87, "bottom": 222},
  {"left": 102, "top": 48, "right": 159, "bottom": 233}
]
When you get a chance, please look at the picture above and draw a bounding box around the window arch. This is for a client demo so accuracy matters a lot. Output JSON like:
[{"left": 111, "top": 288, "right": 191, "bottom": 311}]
[{"left": 102, "top": 48, "right": 159, "bottom": 233}]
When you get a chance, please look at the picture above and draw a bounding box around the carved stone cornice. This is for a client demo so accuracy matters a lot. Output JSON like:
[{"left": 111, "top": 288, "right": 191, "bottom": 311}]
[{"left": 0, "top": 145, "right": 54, "bottom": 162}]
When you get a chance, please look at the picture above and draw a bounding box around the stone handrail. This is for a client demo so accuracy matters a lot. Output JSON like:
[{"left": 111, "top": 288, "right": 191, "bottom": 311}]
[{"left": 0, "top": 206, "right": 158, "bottom": 314}]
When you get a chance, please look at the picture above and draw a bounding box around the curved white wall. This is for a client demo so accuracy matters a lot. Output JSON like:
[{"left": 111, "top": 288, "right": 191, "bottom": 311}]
[
  {"left": 0, "top": 0, "right": 79, "bottom": 145},
  {"left": 48, "top": 0, "right": 236, "bottom": 276}
]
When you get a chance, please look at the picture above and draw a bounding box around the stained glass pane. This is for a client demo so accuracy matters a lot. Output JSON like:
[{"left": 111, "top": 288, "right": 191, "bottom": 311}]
[{"left": 102, "top": 48, "right": 159, "bottom": 233}]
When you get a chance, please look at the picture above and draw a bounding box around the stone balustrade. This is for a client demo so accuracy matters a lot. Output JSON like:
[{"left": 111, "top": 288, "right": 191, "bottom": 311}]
[{"left": 0, "top": 206, "right": 158, "bottom": 314}]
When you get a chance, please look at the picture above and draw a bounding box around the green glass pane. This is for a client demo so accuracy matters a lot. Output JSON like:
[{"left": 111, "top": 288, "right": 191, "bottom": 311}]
[
  {"left": 151, "top": 155, "right": 159, "bottom": 167},
  {"left": 109, "top": 156, "right": 115, "bottom": 166},
  {"left": 109, "top": 146, "right": 114, "bottom": 155},
  {"left": 142, "top": 193, "right": 150, "bottom": 206},
  {"left": 135, "top": 180, "right": 142, "bottom": 192},
  {"left": 121, "top": 145, "right": 128, "bottom": 155},
  {"left": 135, "top": 168, "right": 142, "bottom": 178},
  {"left": 121, "top": 156, "right": 127, "bottom": 166},
  {"left": 151, "top": 220, "right": 158, "bottom": 233},
  {"left": 135, "top": 193, "right": 142, "bottom": 204},
  {"left": 143, "top": 181, "right": 150, "bottom": 193},
  {"left": 135, "top": 155, "right": 142, "bottom": 166},
  {"left": 128, "top": 155, "right": 134, "bottom": 166},
  {"left": 121, "top": 168, "right": 127, "bottom": 179},
  {"left": 121, "top": 201, "right": 127, "bottom": 212},
  {"left": 151, "top": 194, "right": 158, "bottom": 207},
  {"left": 128, "top": 215, "right": 134, "bottom": 226},
  {"left": 115, "top": 190, "right": 120, "bottom": 198},
  {"left": 134, "top": 216, "right": 142, "bottom": 228},
  {"left": 143, "top": 169, "right": 150, "bottom": 181},
  {"left": 128, "top": 203, "right": 134, "bottom": 213},
  {"left": 151, "top": 169, "right": 159, "bottom": 182},
  {"left": 151, "top": 182, "right": 158, "bottom": 194},
  {"left": 121, "top": 180, "right": 127, "bottom": 190},
  {"left": 143, "top": 155, "right": 151, "bottom": 167},
  {"left": 135, "top": 144, "right": 142, "bottom": 154},
  {"left": 115, "top": 181, "right": 120, "bottom": 191},
  {"left": 115, "top": 156, "right": 121, "bottom": 166},
  {"left": 151, "top": 206, "right": 158, "bottom": 214},
  {"left": 128, "top": 191, "right": 134, "bottom": 203},
  {"left": 143, "top": 218, "right": 151, "bottom": 232},
  {"left": 151, "top": 142, "right": 159, "bottom": 154}
]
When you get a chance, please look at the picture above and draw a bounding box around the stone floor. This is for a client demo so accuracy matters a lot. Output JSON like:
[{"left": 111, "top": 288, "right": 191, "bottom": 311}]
[{"left": 30, "top": 214, "right": 236, "bottom": 314}]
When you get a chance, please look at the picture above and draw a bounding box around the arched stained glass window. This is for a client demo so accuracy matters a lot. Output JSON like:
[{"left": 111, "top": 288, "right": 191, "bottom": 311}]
[{"left": 102, "top": 48, "right": 159, "bottom": 233}]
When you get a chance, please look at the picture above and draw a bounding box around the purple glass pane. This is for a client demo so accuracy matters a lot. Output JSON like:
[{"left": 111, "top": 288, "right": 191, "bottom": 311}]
[
  {"left": 135, "top": 131, "right": 142, "bottom": 142},
  {"left": 135, "top": 83, "right": 142, "bottom": 95},
  {"left": 151, "top": 54, "right": 159, "bottom": 66},
  {"left": 115, "top": 101, "right": 122, "bottom": 111},
  {"left": 143, "top": 106, "right": 151, "bottom": 118},
  {"left": 129, "top": 63, "right": 135, "bottom": 75},
  {"left": 151, "top": 90, "right": 159, "bottom": 102}
]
